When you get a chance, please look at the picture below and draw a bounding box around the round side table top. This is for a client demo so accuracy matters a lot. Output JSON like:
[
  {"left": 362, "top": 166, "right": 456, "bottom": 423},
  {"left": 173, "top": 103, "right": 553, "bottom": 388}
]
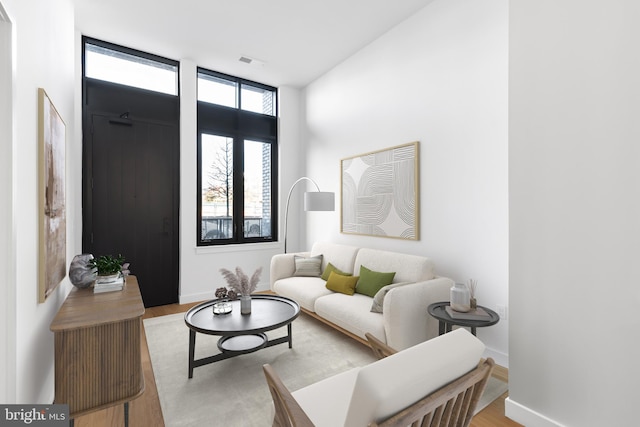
[{"left": 427, "top": 301, "right": 500, "bottom": 328}]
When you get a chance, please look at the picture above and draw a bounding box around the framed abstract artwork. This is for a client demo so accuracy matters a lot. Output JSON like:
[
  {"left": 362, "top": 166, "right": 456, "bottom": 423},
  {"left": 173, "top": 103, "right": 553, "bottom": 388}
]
[
  {"left": 341, "top": 141, "right": 419, "bottom": 240},
  {"left": 38, "top": 88, "right": 66, "bottom": 302}
]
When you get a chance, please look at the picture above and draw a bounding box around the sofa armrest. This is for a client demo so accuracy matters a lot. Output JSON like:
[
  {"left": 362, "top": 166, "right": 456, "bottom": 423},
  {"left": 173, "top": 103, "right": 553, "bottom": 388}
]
[
  {"left": 382, "top": 277, "right": 454, "bottom": 350},
  {"left": 270, "top": 251, "right": 311, "bottom": 290}
]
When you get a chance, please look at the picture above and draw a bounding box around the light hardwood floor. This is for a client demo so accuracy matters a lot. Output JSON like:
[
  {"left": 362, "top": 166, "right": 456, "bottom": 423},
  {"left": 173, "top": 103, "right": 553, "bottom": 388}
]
[{"left": 74, "top": 301, "right": 523, "bottom": 427}]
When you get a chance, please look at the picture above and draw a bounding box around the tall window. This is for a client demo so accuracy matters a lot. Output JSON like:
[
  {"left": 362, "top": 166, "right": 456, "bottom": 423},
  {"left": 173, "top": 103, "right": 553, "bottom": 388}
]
[{"left": 197, "top": 68, "right": 277, "bottom": 246}]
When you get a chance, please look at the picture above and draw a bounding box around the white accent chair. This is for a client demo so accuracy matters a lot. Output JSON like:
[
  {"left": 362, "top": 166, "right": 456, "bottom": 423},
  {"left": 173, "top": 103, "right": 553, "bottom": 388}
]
[{"left": 263, "top": 328, "right": 495, "bottom": 427}]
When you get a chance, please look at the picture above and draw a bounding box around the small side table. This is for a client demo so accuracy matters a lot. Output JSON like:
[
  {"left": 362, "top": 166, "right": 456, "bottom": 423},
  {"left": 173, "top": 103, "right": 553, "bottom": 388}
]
[{"left": 428, "top": 301, "right": 499, "bottom": 336}]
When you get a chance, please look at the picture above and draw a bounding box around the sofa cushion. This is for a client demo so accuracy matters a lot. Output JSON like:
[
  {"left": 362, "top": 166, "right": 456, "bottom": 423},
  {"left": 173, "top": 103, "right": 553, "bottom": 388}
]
[
  {"left": 354, "top": 248, "right": 434, "bottom": 283},
  {"left": 344, "top": 328, "right": 485, "bottom": 426},
  {"left": 355, "top": 265, "right": 396, "bottom": 298},
  {"left": 325, "top": 272, "right": 358, "bottom": 295},
  {"left": 321, "top": 262, "right": 351, "bottom": 281},
  {"left": 314, "top": 293, "right": 386, "bottom": 342},
  {"left": 293, "top": 254, "right": 323, "bottom": 277},
  {"left": 272, "top": 277, "right": 333, "bottom": 311},
  {"left": 311, "top": 242, "right": 359, "bottom": 275}
]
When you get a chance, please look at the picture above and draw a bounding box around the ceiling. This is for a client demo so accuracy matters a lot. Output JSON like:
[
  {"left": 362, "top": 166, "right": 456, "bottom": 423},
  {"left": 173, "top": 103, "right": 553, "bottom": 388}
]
[{"left": 73, "top": 0, "right": 434, "bottom": 88}]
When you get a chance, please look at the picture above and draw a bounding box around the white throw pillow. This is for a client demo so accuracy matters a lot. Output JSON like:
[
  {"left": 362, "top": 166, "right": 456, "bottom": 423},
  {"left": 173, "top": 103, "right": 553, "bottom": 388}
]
[
  {"left": 370, "top": 282, "right": 411, "bottom": 313},
  {"left": 293, "top": 254, "right": 323, "bottom": 277}
]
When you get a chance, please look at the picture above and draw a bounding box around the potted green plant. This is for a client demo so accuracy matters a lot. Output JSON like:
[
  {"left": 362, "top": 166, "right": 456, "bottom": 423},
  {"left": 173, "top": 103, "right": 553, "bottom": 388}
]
[{"left": 88, "top": 254, "right": 125, "bottom": 281}]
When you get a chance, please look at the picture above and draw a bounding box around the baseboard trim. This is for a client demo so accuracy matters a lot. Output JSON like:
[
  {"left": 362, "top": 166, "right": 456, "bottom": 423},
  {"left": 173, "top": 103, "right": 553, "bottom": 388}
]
[
  {"left": 179, "top": 291, "right": 211, "bottom": 305},
  {"left": 484, "top": 346, "right": 509, "bottom": 369},
  {"left": 505, "top": 397, "right": 565, "bottom": 427},
  {"left": 179, "top": 285, "right": 271, "bottom": 305}
]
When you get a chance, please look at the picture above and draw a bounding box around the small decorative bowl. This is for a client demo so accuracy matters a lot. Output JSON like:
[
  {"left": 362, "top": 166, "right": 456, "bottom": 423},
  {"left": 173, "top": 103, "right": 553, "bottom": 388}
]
[{"left": 212, "top": 301, "right": 232, "bottom": 315}]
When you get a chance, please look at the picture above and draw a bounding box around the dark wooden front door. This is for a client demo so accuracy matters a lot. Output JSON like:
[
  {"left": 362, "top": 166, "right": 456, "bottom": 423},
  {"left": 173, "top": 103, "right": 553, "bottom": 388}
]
[{"left": 84, "top": 109, "right": 179, "bottom": 307}]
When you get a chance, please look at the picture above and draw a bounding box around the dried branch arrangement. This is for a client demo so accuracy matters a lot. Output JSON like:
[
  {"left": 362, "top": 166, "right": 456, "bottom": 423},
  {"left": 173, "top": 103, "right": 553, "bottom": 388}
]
[
  {"left": 219, "top": 266, "right": 262, "bottom": 296},
  {"left": 467, "top": 279, "right": 478, "bottom": 298}
]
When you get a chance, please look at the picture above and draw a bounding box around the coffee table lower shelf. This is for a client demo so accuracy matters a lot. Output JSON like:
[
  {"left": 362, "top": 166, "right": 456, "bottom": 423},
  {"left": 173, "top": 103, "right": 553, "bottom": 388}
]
[{"left": 188, "top": 327, "right": 293, "bottom": 377}]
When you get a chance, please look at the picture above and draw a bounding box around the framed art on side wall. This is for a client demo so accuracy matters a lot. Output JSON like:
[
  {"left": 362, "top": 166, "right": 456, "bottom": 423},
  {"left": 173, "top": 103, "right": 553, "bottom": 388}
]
[
  {"left": 38, "top": 88, "right": 66, "bottom": 302},
  {"left": 341, "top": 141, "right": 419, "bottom": 240}
]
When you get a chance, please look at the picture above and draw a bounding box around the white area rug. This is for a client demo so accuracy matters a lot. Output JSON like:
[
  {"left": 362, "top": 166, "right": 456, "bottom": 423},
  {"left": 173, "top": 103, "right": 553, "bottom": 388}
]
[{"left": 144, "top": 312, "right": 507, "bottom": 426}]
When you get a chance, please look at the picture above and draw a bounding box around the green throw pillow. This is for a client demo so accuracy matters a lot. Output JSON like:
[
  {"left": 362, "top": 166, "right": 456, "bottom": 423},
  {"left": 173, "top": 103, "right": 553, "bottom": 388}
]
[
  {"left": 293, "top": 254, "right": 323, "bottom": 277},
  {"left": 356, "top": 265, "right": 396, "bottom": 298},
  {"left": 325, "top": 271, "right": 359, "bottom": 295},
  {"left": 321, "top": 262, "right": 351, "bottom": 281}
]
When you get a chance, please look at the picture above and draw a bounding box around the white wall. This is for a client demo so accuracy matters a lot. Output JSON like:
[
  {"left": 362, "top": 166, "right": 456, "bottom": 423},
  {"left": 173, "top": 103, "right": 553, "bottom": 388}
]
[
  {"left": 1, "top": 0, "right": 77, "bottom": 403},
  {"left": 0, "top": 0, "right": 16, "bottom": 404},
  {"left": 508, "top": 1, "right": 640, "bottom": 426},
  {"left": 302, "top": 0, "right": 509, "bottom": 364},
  {"left": 276, "top": 86, "right": 306, "bottom": 254}
]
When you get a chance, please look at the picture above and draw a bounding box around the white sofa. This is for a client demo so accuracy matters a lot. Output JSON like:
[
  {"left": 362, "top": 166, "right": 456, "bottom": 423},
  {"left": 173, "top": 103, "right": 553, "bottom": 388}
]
[{"left": 270, "top": 242, "right": 454, "bottom": 350}]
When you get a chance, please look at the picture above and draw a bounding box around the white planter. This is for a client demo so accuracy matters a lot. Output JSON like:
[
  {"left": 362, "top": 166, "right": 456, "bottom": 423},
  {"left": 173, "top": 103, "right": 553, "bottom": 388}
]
[
  {"left": 450, "top": 282, "right": 471, "bottom": 312},
  {"left": 240, "top": 295, "right": 252, "bottom": 315}
]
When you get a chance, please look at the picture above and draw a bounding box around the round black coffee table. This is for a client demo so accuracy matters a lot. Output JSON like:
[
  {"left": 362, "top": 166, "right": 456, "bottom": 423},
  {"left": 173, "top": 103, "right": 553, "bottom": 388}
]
[
  {"left": 184, "top": 294, "right": 300, "bottom": 378},
  {"left": 427, "top": 301, "right": 499, "bottom": 336}
]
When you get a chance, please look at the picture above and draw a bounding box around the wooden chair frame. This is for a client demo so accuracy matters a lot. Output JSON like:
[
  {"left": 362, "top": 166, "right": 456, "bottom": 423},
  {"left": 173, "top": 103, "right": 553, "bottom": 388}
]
[
  {"left": 364, "top": 332, "right": 398, "bottom": 359},
  {"left": 263, "top": 363, "right": 314, "bottom": 427},
  {"left": 263, "top": 357, "right": 495, "bottom": 427}
]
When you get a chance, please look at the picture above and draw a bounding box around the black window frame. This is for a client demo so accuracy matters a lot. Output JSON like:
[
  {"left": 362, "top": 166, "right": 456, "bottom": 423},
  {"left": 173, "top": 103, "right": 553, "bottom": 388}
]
[
  {"left": 82, "top": 36, "right": 180, "bottom": 97},
  {"left": 196, "top": 68, "right": 278, "bottom": 246}
]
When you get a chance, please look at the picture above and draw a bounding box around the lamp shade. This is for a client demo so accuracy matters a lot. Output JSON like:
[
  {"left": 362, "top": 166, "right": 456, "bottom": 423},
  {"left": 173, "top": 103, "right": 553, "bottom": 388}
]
[{"left": 304, "top": 192, "right": 335, "bottom": 211}]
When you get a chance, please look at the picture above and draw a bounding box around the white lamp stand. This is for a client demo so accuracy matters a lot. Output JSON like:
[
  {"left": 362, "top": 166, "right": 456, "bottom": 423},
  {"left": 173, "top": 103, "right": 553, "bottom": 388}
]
[{"left": 284, "top": 177, "right": 334, "bottom": 253}]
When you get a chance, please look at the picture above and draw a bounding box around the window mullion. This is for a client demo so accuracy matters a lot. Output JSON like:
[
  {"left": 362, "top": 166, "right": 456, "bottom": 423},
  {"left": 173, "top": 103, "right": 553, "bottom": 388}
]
[{"left": 233, "top": 135, "right": 244, "bottom": 242}]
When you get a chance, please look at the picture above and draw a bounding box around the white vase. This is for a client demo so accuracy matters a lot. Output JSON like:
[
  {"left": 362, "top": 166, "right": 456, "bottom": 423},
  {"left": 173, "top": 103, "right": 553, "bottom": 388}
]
[
  {"left": 450, "top": 282, "right": 471, "bottom": 312},
  {"left": 240, "top": 295, "right": 252, "bottom": 315}
]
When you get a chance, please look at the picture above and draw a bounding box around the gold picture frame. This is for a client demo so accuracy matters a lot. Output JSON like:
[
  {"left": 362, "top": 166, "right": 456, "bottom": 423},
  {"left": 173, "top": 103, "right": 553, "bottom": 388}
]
[
  {"left": 341, "top": 141, "right": 419, "bottom": 240},
  {"left": 38, "top": 88, "right": 66, "bottom": 302}
]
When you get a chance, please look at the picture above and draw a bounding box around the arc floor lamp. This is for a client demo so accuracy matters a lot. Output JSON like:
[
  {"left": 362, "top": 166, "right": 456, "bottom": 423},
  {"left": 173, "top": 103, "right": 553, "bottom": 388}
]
[{"left": 284, "top": 177, "right": 335, "bottom": 253}]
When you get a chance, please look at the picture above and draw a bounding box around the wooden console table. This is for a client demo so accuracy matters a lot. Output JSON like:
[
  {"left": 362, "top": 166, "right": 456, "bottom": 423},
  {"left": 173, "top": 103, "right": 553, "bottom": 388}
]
[{"left": 50, "top": 275, "right": 145, "bottom": 426}]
